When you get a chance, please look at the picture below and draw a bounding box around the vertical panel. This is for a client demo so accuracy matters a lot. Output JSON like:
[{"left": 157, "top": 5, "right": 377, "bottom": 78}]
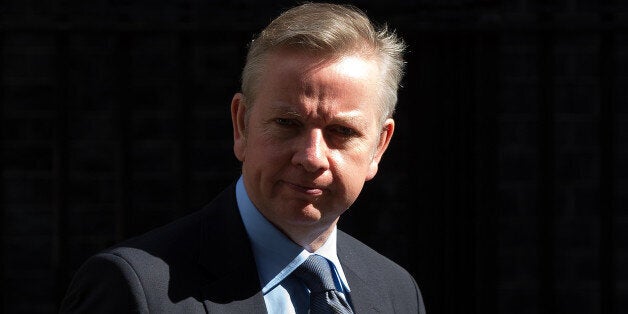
[
  {"left": 537, "top": 15, "right": 557, "bottom": 314},
  {"left": 0, "top": 30, "right": 5, "bottom": 313},
  {"left": 498, "top": 30, "right": 541, "bottom": 314},
  {"left": 451, "top": 30, "right": 478, "bottom": 314},
  {"left": 474, "top": 30, "right": 501, "bottom": 314},
  {"left": 52, "top": 32, "right": 69, "bottom": 310},
  {"left": 175, "top": 32, "right": 191, "bottom": 218},
  {"left": 599, "top": 19, "right": 615, "bottom": 314},
  {"left": 114, "top": 33, "right": 132, "bottom": 242}
]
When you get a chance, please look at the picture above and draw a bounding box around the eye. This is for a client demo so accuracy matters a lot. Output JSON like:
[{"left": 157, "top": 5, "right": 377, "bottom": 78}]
[
  {"left": 330, "top": 125, "right": 357, "bottom": 137},
  {"left": 275, "top": 118, "right": 295, "bottom": 126}
]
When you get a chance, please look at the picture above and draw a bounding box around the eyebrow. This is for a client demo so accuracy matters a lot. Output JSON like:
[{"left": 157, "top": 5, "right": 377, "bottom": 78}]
[
  {"left": 334, "top": 111, "right": 369, "bottom": 130},
  {"left": 269, "top": 104, "right": 302, "bottom": 118},
  {"left": 270, "top": 103, "right": 371, "bottom": 130}
]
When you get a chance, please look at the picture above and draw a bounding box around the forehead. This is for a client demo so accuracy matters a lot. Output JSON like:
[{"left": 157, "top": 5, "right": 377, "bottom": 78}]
[
  {"left": 250, "top": 51, "right": 382, "bottom": 129},
  {"left": 258, "top": 49, "right": 379, "bottom": 95}
]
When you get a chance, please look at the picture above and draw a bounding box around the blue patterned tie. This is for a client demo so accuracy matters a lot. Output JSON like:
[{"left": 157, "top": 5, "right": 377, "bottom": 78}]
[{"left": 292, "top": 255, "right": 354, "bottom": 314}]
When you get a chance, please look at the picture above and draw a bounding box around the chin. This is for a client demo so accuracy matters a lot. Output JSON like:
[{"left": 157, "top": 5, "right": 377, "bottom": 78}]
[{"left": 277, "top": 203, "right": 323, "bottom": 225}]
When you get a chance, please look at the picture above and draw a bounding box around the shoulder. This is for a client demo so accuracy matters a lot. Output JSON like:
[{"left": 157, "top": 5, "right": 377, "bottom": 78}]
[
  {"left": 337, "top": 230, "right": 426, "bottom": 314},
  {"left": 337, "top": 230, "right": 409, "bottom": 278},
  {"left": 104, "top": 182, "right": 239, "bottom": 262},
  {"left": 60, "top": 210, "right": 208, "bottom": 314},
  {"left": 61, "top": 183, "right": 240, "bottom": 313},
  {"left": 59, "top": 251, "right": 150, "bottom": 313},
  {"left": 66, "top": 182, "right": 239, "bottom": 281}
]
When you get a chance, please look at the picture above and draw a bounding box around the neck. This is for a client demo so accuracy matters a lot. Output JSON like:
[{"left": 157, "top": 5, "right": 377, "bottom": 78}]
[{"left": 281, "top": 218, "right": 339, "bottom": 252}]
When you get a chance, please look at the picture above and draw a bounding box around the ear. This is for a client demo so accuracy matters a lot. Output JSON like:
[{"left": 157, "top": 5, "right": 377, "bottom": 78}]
[
  {"left": 366, "top": 118, "right": 395, "bottom": 181},
  {"left": 231, "top": 93, "right": 247, "bottom": 162}
]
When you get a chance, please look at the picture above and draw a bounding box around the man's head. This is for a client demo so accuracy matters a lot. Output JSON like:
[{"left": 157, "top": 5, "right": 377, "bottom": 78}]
[
  {"left": 231, "top": 2, "right": 406, "bottom": 250},
  {"left": 241, "top": 2, "right": 406, "bottom": 125}
]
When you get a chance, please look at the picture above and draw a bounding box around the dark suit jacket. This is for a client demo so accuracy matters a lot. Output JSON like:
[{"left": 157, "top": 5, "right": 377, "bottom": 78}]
[{"left": 60, "top": 183, "right": 426, "bottom": 313}]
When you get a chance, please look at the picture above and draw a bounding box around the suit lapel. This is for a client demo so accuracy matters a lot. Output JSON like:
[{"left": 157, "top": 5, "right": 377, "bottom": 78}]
[
  {"left": 342, "top": 265, "right": 383, "bottom": 313},
  {"left": 337, "top": 233, "right": 384, "bottom": 313},
  {"left": 196, "top": 183, "right": 267, "bottom": 313}
]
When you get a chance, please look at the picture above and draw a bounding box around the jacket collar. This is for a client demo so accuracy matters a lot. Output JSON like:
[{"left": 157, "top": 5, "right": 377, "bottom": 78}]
[{"left": 197, "top": 183, "right": 267, "bottom": 312}]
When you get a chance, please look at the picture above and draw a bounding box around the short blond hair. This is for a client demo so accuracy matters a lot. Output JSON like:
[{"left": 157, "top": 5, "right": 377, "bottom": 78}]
[{"left": 241, "top": 2, "right": 406, "bottom": 124}]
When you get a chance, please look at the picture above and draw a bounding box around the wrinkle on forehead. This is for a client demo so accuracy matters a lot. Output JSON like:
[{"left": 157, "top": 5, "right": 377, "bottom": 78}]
[{"left": 299, "top": 59, "right": 376, "bottom": 105}]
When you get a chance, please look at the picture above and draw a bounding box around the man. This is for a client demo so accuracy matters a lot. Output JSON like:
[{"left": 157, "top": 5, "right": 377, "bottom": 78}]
[{"left": 60, "top": 2, "right": 426, "bottom": 313}]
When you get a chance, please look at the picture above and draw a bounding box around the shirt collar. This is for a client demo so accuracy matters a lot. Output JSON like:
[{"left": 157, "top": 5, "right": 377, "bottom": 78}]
[{"left": 235, "top": 176, "right": 351, "bottom": 293}]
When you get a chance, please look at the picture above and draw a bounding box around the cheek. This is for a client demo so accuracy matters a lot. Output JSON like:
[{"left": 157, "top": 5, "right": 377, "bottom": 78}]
[
  {"left": 245, "top": 135, "right": 290, "bottom": 167},
  {"left": 333, "top": 141, "right": 380, "bottom": 188},
  {"left": 330, "top": 150, "right": 371, "bottom": 183},
  {"left": 336, "top": 141, "right": 375, "bottom": 166}
]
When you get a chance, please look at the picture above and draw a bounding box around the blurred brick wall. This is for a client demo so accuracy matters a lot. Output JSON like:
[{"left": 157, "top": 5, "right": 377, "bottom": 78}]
[{"left": 1, "top": 1, "right": 627, "bottom": 313}]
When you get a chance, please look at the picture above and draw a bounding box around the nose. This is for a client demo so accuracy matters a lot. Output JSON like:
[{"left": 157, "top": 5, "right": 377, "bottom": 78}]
[{"left": 291, "top": 129, "right": 330, "bottom": 173}]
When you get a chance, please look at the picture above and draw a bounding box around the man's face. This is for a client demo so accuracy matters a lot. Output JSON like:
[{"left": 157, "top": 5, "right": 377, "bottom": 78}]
[{"left": 231, "top": 49, "right": 394, "bottom": 236}]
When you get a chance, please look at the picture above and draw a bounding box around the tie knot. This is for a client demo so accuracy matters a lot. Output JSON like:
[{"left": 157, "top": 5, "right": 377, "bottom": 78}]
[{"left": 293, "top": 255, "right": 336, "bottom": 293}]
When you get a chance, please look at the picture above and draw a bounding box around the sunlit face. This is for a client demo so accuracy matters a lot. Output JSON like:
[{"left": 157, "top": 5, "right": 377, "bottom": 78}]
[{"left": 231, "top": 49, "right": 394, "bottom": 238}]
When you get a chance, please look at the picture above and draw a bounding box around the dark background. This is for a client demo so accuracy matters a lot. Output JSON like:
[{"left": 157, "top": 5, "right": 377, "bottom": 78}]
[{"left": 1, "top": 0, "right": 627, "bottom": 313}]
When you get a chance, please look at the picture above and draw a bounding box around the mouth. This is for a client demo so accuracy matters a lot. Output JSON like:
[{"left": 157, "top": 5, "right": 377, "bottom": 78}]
[{"left": 283, "top": 181, "right": 325, "bottom": 196}]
